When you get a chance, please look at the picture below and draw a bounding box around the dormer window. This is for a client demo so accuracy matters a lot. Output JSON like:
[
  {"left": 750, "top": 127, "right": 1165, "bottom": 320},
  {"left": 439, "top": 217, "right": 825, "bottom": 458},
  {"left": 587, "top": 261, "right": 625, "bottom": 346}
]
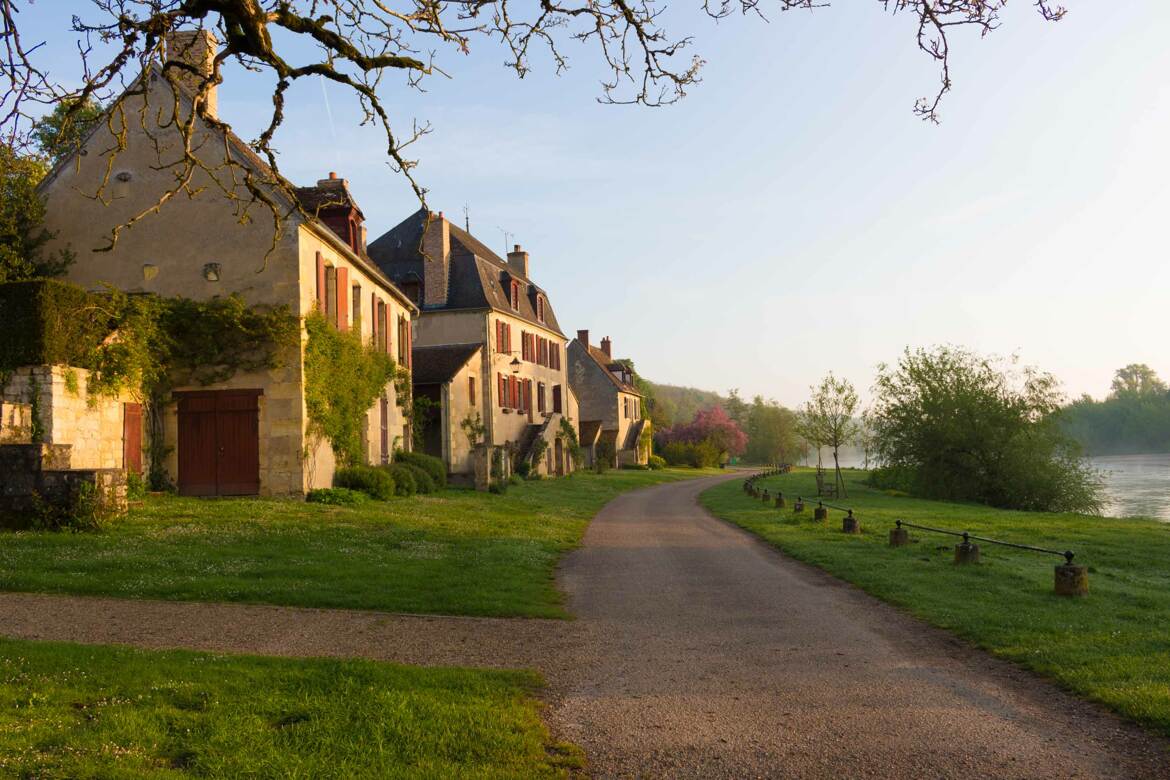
[
  {"left": 510, "top": 280, "right": 520, "bottom": 310},
  {"left": 536, "top": 294, "right": 546, "bottom": 323}
]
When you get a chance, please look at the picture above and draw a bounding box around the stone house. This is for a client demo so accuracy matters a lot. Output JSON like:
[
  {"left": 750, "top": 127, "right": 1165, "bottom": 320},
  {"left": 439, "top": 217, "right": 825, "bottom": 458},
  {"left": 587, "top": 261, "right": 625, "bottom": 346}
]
[
  {"left": 568, "top": 331, "right": 650, "bottom": 467},
  {"left": 31, "top": 31, "right": 418, "bottom": 496},
  {"left": 369, "top": 210, "right": 578, "bottom": 479}
]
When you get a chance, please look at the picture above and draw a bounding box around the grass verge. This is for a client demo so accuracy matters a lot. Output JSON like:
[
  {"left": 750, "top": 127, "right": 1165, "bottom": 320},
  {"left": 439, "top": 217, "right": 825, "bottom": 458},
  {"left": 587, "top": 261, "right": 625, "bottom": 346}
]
[
  {"left": 0, "top": 637, "right": 576, "bottom": 778},
  {"left": 0, "top": 468, "right": 713, "bottom": 618},
  {"left": 701, "top": 468, "right": 1170, "bottom": 736}
]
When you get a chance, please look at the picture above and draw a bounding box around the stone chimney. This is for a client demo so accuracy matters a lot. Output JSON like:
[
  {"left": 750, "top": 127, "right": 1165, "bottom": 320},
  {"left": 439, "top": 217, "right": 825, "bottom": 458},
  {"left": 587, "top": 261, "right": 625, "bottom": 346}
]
[
  {"left": 507, "top": 244, "right": 529, "bottom": 278},
  {"left": 577, "top": 329, "right": 590, "bottom": 347},
  {"left": 421, "top": 210, "right": 450, "bottom": 307},
  {"left": 164, "top": 30, "right": 219, "bottom": 119},
  {"left": 600, "top": 337, "right": 612, "bottom": 358}
]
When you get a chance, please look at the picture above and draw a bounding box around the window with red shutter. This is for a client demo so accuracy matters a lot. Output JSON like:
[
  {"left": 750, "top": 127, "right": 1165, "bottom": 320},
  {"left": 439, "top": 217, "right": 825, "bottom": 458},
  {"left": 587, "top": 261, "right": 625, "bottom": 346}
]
[
  {"left": 553, "top": 385, "right": 562, "bottom": 414},
  {"left": 498, "top": 373, "right": 505, "bottom": 407}
]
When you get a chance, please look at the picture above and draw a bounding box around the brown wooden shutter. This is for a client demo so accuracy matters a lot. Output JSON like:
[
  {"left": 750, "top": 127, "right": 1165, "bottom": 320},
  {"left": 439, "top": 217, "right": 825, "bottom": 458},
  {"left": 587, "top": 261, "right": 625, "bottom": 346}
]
[
  {"left": 469, "top": 376, "right": 476, "bottom": 406},
  {"left": 316, "top": 252, "right": 326, "bottom": 310},
  {"left": 336, "top": 266, "right": 349, "bottom": 331},
  {"left": 553, "top": 385, "right": 562, "bottom": 414}
]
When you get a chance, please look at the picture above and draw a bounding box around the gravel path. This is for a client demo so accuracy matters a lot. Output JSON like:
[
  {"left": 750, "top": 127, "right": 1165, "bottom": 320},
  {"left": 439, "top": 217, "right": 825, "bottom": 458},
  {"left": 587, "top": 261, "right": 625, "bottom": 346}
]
[
  {"left": 1, "top": 473, "right": 1167, "bottom": 778},
  {"left": 545, "top": 472, "right": 1170, "bottom": 779}
]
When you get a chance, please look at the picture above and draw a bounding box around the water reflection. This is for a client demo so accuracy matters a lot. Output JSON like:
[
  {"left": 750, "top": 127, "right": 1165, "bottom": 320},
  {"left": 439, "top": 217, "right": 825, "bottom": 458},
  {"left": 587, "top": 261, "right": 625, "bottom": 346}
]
[{"left": 1089, "top": 454, "right": 1170, "bottom": 521}]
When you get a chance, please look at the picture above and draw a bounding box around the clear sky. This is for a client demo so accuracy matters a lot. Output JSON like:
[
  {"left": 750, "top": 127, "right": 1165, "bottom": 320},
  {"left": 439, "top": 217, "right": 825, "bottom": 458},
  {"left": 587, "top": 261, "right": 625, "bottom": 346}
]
[{"left": 21, "top": 2, "right": 1170, "bottom": 407}]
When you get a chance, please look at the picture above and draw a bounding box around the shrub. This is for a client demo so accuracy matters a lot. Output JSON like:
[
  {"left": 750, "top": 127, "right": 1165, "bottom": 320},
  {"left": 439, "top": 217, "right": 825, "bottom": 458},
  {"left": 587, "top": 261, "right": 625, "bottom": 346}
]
[
  {"left": 395, "top": 450, "right": 447, "bottom": 488},
  {"left": 514, "top": 460, "right": 532, "bottom": 478},
  {"left": 125, "top": 471, "right": 148, "bottom": 500},
  {"left": 621, "top": 463, "right": 649, "bottom": 470},
  {"left": 22, "top": 482, "right": 112, "bottom": 532},
  {"left": 332, "top": 466, "right": 396, "bottom": 500},
  {"left": 661, "top": 441, "right": 721, "bottom": 468},
  {"left": 648, "top": 454, "right": 667, "bottom": 470},
  {"left": 509, "top": 474, "right": 523, "bottom": 485},
  {"left": 0, "top": 280, "right": 111, "bottom": 372},
  {"left": 307, "top": 487, "right": 368, "bottom": 505},
  {"left": 401, "top": 462, "right": 436, "bottom": 494},
  {"left": 381, "top": 463, "right": 417, "bottom": 497},
  {"left": 488, "top": 480, "right": 508, "bottom": 494}
]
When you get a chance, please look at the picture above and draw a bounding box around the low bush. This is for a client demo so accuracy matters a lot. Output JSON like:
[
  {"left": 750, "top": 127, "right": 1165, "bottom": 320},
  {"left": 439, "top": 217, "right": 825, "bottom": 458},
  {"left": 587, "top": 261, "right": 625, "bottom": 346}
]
[
  {"left": 648, "top": 455, "right": 667, "bottom": 470},
  {"left": 21, "top": 483, "right": 113, "bottom": 532},
  {"left": 489, "top": 480, "right": 508, "bottom": 494},
  {"left": 509, "top": 474, "right": 523, "bottom": 485},
  {"left": 332, "top": 466, "right": 396, "bottom": 500},
  {"left": 621, "top": 463, "right": 649, "bottom": 471},
  {"left": 661, "top": 441, "right": 720, "bottom": 468},
  {"left": 395, "top": 450, "right": 447, "bottom": 489},
  {"left": 514, "top": 460, "right": 532, "bottom": 478},
  {"left": 306, "top": 487, "right": 368, "bottom": 505},
  {"left": 125, "top": 471, "right": 148, "bottom": 500},
  {"left": 381, "top": 463, "right": 417, "bottom": 497},
  {"left": 401, "top": 463, "right": 436, "bottom": 494}
]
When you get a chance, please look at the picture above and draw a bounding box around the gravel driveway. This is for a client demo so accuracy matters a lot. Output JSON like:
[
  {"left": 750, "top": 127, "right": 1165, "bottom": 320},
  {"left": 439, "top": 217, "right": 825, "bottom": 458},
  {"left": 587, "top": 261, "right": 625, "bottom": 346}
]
[{"left": 545, "top": 472, "right": 1169, "bottom": 778}]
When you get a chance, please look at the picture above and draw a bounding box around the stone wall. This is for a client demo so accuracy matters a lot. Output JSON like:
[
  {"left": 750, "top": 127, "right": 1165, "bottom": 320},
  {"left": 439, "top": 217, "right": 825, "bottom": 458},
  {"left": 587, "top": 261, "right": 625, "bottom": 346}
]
[
  {"left": 0, "top": 442, "right": 127, "bottom": 526},
  {"left": 0, "top": 366, "right": 134, "bottom": 470}
]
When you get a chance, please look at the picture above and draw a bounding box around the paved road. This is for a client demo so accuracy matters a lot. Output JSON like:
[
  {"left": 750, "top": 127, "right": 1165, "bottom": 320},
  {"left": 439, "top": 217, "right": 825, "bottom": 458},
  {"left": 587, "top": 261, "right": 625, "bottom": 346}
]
[{"left": 547, "top": 473, "right": 1168, "bottom": 779}]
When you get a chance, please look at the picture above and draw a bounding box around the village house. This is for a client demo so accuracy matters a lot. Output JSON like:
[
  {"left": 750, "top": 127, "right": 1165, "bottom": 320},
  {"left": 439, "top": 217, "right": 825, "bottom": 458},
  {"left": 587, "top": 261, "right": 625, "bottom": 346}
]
[
  {"left": 568, "top": 331, "right": 650, "bottom": 468},
  {"left": 369, "top": 210, "right": 578, "bottom": 481},
  {"left": 28, "top": 30, "right": 417, "bottom": 496}
]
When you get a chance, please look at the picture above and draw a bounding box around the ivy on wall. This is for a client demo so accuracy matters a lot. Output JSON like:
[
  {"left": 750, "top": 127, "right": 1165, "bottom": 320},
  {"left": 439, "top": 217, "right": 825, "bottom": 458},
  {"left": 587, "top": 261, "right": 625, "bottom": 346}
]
[{"left": 303, "top": 311, "right": 403, "bottom": 467}]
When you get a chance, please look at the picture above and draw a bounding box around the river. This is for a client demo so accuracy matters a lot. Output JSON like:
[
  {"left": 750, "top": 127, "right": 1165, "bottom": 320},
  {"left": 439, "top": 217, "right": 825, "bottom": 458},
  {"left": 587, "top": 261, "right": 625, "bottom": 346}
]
[{"left": 1089, "top": 454, "right": 1170, "bottom": 521}]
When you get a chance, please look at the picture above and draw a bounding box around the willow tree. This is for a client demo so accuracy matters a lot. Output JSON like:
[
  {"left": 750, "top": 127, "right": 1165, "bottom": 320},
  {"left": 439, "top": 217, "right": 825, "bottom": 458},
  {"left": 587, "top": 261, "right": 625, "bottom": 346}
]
[{"left": 0, "top": 0, "right": 1066, "bottom": 243}]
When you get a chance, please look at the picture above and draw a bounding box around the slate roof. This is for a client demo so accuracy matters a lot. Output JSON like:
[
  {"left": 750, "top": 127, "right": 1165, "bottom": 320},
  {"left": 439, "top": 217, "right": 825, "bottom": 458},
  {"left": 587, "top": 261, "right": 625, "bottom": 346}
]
[
  {"left": 293, "top": 180, "right": 363, "bottom": 218},
  {"left": 578, "top": 420, "right": 603, "bottom": 447},
  {"left": 368, "top": 208, "right": 565, "bottom": 336},
  {"left": 411, "top": 343, "right": 482, "bottom": 385},
  {"left": 570, "top": 340, "right": 643, "bottom": 396}
]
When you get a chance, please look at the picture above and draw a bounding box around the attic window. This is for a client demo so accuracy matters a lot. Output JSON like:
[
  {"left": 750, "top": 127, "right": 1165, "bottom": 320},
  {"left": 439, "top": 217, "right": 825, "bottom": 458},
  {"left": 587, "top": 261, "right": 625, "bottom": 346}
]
[
  {"left": 536, "top": 295, "right": 546, "bottom": 323},
  {"left": 510, "top": 280, "right": 520, "bottom": 311}
]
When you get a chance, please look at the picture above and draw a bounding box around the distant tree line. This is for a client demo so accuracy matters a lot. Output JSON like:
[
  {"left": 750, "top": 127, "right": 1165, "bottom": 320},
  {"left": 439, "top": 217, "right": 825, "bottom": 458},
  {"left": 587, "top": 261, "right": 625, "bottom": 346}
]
[{"left": 1060, "top": 364, "right": 1170, "bottom": 455}]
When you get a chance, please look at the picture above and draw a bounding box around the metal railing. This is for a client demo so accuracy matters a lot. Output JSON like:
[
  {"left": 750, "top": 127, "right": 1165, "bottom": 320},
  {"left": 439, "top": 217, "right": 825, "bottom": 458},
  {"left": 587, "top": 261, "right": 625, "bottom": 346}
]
[{"left": 895, "top": 519, "right": 1075, "bottom": 565}]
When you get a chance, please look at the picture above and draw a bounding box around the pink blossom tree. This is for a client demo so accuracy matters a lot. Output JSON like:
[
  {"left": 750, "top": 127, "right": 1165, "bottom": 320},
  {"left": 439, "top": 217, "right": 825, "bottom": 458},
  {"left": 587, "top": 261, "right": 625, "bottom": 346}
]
[{"left": 658, "top": 405, "right": 747, "bottom": 459}]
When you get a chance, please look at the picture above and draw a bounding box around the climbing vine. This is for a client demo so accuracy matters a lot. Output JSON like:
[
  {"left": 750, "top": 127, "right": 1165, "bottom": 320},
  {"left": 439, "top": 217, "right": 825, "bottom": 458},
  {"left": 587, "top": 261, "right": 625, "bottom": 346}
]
[
  {"left": 303, "top": 311, "right": 400, "bottom": 467},
  {"left": 560, "top": 417, "right": 583, "bottom": 468}
]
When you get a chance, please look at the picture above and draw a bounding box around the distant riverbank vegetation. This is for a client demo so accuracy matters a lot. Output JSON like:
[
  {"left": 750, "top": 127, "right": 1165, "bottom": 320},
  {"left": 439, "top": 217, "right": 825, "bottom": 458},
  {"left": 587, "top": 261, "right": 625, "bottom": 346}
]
[{"left": 1060, "top": 364, "right": 1170, "bottom": 455}]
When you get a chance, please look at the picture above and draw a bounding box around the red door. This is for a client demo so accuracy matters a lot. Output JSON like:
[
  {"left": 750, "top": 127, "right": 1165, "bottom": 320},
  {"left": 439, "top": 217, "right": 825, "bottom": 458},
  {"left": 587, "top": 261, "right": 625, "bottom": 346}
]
[
  {"left": 123, "top": 402, "right": 142, "bottom": 475},
  {"left": 177, "top": 390, "right": 261, "bottom": 496}
]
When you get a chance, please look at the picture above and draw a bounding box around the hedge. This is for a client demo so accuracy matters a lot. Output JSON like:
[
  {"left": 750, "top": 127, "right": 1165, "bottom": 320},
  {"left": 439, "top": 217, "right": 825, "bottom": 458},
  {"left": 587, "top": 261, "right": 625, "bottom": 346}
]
[{"left": 0, "top": 280, "right": 112, "bottom": 372}]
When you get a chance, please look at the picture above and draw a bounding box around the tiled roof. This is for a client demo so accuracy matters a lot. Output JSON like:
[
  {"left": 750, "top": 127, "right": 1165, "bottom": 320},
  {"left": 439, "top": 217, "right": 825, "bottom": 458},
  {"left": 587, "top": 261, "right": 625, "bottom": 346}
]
[
  {"left": 411, "top": 343, "right": 482, "bottom": 385},
  {"left": 368, "top": 208, "right": 565, "bottom": 336},
  {"left": 571, "top": 340, "right": 642, "bottom": 396}
]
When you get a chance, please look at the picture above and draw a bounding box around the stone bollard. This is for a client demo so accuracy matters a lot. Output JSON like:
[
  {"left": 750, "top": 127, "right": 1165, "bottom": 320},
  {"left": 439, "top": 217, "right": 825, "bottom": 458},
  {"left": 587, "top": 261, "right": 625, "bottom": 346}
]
[
  {"left": 1054, "top": 563, "right": 1088, "bottom": 596},
  {"left": 842, "top": 511, "right": 860, "bottom": 534},
  {"left": 793, "top": 498, "right": 805, "bottom": 514},
  {"left": 813, "top": 503, "right": 828, "bottom": 521},
  {"left": 774, "top": 493, "right": 786, "bottom": 509},
  {"left": 762, "top": 489, "right": 770, "bottom": 502},
  {"left": 889, "top": 523, "right": 910, "bottom": 547},
  {"left": 954, "top": 538, "right": 981, "bottom": 565}
]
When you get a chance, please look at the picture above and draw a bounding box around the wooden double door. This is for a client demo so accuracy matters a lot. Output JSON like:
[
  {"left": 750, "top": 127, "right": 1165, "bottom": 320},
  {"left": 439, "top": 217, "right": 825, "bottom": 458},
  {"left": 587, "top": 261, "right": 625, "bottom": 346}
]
[{"left": 176, "top": 390, "right": 261, "bottom": 496}]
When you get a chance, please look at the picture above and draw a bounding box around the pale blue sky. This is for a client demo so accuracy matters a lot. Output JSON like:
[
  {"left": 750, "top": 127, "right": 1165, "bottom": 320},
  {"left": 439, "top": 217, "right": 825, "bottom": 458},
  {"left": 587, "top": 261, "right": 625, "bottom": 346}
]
[{"left": 23, "top": 2, "right": 1170, "bottom": 407}]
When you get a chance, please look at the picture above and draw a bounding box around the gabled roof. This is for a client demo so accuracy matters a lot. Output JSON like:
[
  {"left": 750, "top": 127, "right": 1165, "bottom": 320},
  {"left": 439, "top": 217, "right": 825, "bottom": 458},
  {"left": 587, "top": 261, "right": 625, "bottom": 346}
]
[
  {"left": 570, "top": 340, "right": 643, "bottom": 396},
  {"left": 411, "top": 343, "right": 482, "bottom": 385},
  {"left": 369, "top": 208, "right": 565, "bottom": 336},
  {"left": 37, "top": 65, "right": 415, "bottom": 313}
]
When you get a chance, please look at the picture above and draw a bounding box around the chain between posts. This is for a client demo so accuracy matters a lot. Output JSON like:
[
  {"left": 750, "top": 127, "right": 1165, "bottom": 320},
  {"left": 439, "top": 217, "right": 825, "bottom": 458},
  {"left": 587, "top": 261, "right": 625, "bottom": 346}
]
[{"left": 895, "top": 520, "right": 1075, "bottom": 564}]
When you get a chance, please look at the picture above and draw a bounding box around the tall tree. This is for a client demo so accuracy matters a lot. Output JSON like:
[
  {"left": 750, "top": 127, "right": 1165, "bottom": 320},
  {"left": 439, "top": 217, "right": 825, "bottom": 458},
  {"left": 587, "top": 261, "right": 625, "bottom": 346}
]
[
  {"left": 1110, "top": 364, "right": 1167, "bottom": 398},
  {"left": 0, "top": 144, "right": 73, "bottom": 282},
  {"left": 0, "top": 1, "right": 1066, "bottom": 244},
  {"left": 744, "top": 394, "right": 800, "bottom": 466},
  {"left": 32, "top": 98, "right": 106, "bottom": 164},
  {"left": 799, "top": 373, "right": 859, "bottom": 497},
  {"left": 724, "top": 388, "right": 749, "bottom": 428}
]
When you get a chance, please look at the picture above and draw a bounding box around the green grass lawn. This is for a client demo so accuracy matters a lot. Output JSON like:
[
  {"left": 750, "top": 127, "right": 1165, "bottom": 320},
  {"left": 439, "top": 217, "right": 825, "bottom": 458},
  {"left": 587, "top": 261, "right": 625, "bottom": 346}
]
[
  {"left": 701, "top": 468, "right": 1170, "bottom": 736},
  {"left": 0, "top": 468, "right": 711, "bottom": 618},
  {"left": 0, "top": 637, "right": 575, "bottom": 778}
]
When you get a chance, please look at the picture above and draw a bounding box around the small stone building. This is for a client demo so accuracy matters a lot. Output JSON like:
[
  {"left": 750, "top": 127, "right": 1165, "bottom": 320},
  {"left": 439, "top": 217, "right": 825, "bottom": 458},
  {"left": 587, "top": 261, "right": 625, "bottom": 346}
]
[{"left": 568, "top": 331, "right": 650, "bottom": 467}]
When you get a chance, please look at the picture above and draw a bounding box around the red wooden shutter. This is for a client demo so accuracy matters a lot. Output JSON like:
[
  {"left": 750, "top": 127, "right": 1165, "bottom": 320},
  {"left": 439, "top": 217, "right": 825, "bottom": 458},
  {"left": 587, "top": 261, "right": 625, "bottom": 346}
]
[
  {"left": 498, "top": 373, "right": 505, "bottom": 407},
  {"left": 336, "top": 266, "right": 349, "bottom": 331},
  {"left": 316, "top": 252, "right": 326, "bottom": 311},
  {"left": 553, "top": 385, "right": 562, "bottom": 413},
  {"left": 370, "top": 293, "right": 377, "bottom": 345}
]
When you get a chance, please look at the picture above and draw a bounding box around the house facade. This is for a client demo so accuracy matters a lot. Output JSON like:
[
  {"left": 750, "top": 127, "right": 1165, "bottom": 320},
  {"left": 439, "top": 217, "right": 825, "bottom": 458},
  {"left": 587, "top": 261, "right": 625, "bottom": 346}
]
[
  {"left": 369, "top": 210, "right": 578, "bottom": 479},
  {"left": 568, "top": 331, "right": 650, "bottom": 467},
  {"left": 35, "top": 31, "right": 417, "bottom": 496}
]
